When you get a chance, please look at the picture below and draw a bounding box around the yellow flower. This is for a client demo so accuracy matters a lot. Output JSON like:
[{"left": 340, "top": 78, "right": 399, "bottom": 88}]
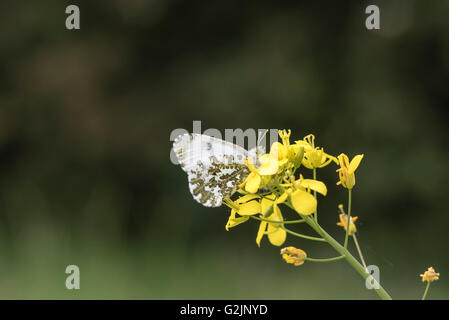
[
  {"left": 269, "top": 130, "right": 301, "bottom": 170},
  {"left": 289, "top": 175, "right": 327, "bottom": 216},
  {"left": 224, "top": 195, "right": 261, "bottom": 231},
  {"left": 269, "top": 142, "right": 289, "bottom": 168},
  {"left": 242, "top": 155, "right": 278, "bottom": 193},
  {"left": 256, "top": 194, "right": 287, "bottom": 247},
  {"left": 225, "top": 211, "right": 250, "bottom": 231},
  {"left": 296, "top": 134, "right": 337, "bottom": 169},
  {"left": 277, "top": 129, "right": 306, "bottom": 166},
  {"left": 336, "top": 153, "right": 364, "bottom": 189},
  {"left": 293, "top": 175, "right": 327, "bottom": 196},
  {"left": 336, "top": 213, "right": 358, "bottom": 235},
  {"left": 258, "top": 154, "right": 280, "bottom": 175},
  {"left": 420, "top": 267, "right": 440, "bottom": 283},
  {"left": 247, "top": 130, "right": 303, "bottom": 185},
  {"left": 280, "top": 247, "right": 307, "bottom": 266}
]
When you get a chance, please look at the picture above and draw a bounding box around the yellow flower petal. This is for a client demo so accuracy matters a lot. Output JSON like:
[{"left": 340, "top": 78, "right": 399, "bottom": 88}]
[
  {"left": 278, "top": 159, "right": 288, "bottom": 169},
  {"left": 338, "top": 154, "right": 350, "bottom": 168},
  {"left": 236, "top": 194, "right": 260, "bottom": 204},
  {"left": 225, "top": 210, "right": 250, "bottom": 231},
  {"left": 290, "top": 189, "right": 317, "bottom": 215},
  {"left": 276, "top": 192, "right": 289, "bottom": 204},
  {"left": 270, "top": 142, "right": 288, "bottom": 160},
  {"left": 324, "top": 153, "right": 339, "bottom": 165},
  {"left": 296, "top": 179, "right": 327, "bottom": 196},
  {"left": 261, "top": 195, "right": 275, "bottom": 212},
  {"left": 258, "top": 193, "right": 287, "bottom": 245},
  {"left": 287, "top": 144, "right": 300, "bottom": 157},
  {"left": 256, "top": 221, "right": 267, "bottom": 247},
  {"left": 258, "top": 154, "right": 279, "bottom": 175},
  {"left": 295, "top": 140, "right": 313, "bottom": 151},
  {"left": 245, "top": 172, "right": 261, "bottom": 193},
  {"left": 301, "top": 158, "right": 314, "bottom": 169},
  {"left": 267, "top": 206, "right": 286, "bottom": 246},
  {"left": 348, "top": 154, "right": 364, "bottom": 174},
  {"left": 225, "top": 210, "right": 236, "bottom": 231},
  {"left": 268, "top": 226, "right": 286, "bottom": 246},
  {"left": 260, "top": 195, "right": 275, "bottom": 217},
  {"left": 238, "top": 200, "right": 261, "bottom": 216}
]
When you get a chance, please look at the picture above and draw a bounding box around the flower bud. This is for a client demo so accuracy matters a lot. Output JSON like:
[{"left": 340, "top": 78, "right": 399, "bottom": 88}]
[{"left": 280, "top": 247, "right": 307, "bottom": 266}]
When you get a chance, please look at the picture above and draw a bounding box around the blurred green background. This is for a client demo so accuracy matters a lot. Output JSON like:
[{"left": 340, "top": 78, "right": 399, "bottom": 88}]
[{"left": 0, "top": 0, "right": 448, "bottom": 299}]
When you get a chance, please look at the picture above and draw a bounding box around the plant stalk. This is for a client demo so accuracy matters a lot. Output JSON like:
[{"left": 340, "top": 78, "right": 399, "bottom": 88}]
[{"left": 304, "top": 216, "right": 392, "bottom": 300}]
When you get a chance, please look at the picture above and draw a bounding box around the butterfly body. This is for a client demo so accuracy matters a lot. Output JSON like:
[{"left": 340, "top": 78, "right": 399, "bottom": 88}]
[{"left": 173, "top": 133, "right": 264, "bottom": 207}]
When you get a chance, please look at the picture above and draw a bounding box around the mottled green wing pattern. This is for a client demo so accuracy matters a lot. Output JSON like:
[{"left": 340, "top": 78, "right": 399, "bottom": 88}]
[{"left": 187, "top": 157, "right": 249, "bottom": 207}]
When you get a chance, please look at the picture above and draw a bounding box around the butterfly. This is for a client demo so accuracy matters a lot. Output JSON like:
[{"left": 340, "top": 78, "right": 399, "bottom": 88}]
[{"left": 173, "top": 133, "right": 265, "bottom": 207}]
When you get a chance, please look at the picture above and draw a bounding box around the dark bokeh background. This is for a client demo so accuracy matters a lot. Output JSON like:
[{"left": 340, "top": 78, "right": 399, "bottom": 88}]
[{"left": 0, "top": 0, "right": 448, "bottom": 299}]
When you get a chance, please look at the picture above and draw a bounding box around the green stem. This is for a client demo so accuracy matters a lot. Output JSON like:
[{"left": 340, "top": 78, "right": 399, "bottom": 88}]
[
  {"left": 313, "top": 168, "right": 318, "bottom": 223},
  {"left": 344, "top": 189, "right": 352, "bottom": 249},
  {"left": 422, "top": 282, "right": 430, "bottom": 300},
  {"left": 251, "top": 216, "right": 305, "bottom": 224},
  {"left": 283, "top": 193, "right": 391, "bottom": 299},
  {"left": 306, "top": 255, "right": 345, "bottom": 262},
  {"left": 353, "top": 234, "right": 367, "bottom": 270},
  {"left": 303, "top": 215, "right": 392, "bottom": 300},
  {"left": 281, "top": 226, "right": 326, "bottom": 242}
]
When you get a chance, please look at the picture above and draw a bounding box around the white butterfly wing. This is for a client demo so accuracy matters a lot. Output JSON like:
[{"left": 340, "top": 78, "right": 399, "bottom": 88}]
[
  {"left": 173, "top": 134, "right": 250, "bottom": 207},
  {"left": 173, "top": 133, "right": 249, "bottom": 171}
]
